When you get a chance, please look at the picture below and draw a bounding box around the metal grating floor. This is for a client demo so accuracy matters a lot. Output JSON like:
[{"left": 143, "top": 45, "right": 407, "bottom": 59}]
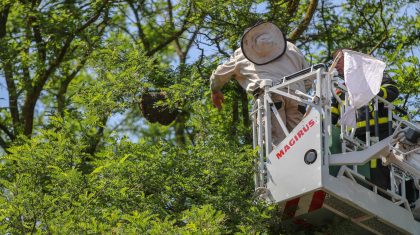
[
  {"left": 323, "top": 193, "right": 367, "bottom": 218},
  {"left": 323, "top": 193, "right": 408, "bottom": 235},
  {"left": 362, "top": 217, "right": 406, "bottom": 235}
]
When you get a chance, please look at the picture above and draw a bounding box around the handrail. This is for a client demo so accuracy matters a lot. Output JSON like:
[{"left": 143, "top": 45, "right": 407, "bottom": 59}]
[{"left": 283, "top": 63, "right": 327, "bottom": 81}]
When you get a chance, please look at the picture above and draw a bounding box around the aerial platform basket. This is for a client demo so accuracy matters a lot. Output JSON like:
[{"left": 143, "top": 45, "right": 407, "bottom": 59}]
[{"left": 252, "top": 64, "right": 420, "bottom": 234}]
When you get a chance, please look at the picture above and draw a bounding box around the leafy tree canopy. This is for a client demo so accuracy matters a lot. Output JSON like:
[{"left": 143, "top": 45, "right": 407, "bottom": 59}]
[{"left": 0, "top": 0, "right": 418, "bottom": 233}]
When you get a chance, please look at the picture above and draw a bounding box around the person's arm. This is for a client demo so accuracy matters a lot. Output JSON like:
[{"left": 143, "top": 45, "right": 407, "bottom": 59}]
[
  {"left": 377, "top": 74, "right": 399, "bottom": 102},
  {"left": 210, "top": 52, "right": 238, "bottom": 110}
]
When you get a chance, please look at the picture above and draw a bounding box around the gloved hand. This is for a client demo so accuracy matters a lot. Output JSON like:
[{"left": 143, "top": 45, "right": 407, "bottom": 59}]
[{"left": 211, "top": 90, "right": 224, "bottom": 111}]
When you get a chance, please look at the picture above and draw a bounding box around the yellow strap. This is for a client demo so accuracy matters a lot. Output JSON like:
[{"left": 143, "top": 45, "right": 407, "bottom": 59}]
[
  {"left": 380, "top": 87, "right": 388, "bottom": 99},
  {"left": 382, "top": 84, "right": 397, "bottom": 88},
  {"left": 371, "top": 159, "right": 377, "bottom": 168},
  {"left": 356, "top": 117, "right": 389, "bottom": 128},
  {"left": 331, "top": 106, "right": 340, "bottom": 115}
]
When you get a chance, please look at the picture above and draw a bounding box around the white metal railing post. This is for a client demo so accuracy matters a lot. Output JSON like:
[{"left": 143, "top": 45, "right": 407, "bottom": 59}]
[
  {"left": 365, "top": 105, "right": 371, "bottom": 147},
  {"left": 252, "top": 102, "right": 259, "bottom": 189},
  {"left": 262, "top": 80, "right": 273, "bottom": 187},
  {"left": 322, "top": 69, "right": 330, "bottom": 169},
  {"left": 257, "top": 98, "right": 264, "bottom": 187},
  {"left": 264, "top": 85, "right": 272, "bottom": 155}
]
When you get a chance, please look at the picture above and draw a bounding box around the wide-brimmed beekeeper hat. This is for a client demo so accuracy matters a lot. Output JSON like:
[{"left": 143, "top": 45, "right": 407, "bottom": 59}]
[{"left": 241, "top": 22, "right": 287, "bottom": 65}]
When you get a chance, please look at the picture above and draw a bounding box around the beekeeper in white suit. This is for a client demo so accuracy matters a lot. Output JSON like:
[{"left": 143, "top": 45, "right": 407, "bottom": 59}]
[{"left": 210, "top": 21, "right": 310, "bottom": 145}]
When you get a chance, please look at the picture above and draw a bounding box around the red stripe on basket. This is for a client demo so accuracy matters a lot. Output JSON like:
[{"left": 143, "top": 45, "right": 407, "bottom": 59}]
[
  {"left": 282, "top": 197, "right": 300, "bottom": 219},
  {"left": 308, "top": 190, "right": 326, "bottom": 212}
]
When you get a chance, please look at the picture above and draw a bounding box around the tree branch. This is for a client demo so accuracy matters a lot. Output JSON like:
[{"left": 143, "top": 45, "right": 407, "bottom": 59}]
[
  {"left": 22, "top": 37, "right": 72, "bottom": 135},
  {"left": 288, "top": 0, "right": 318, "bottom": 42},
  {"left": 118, "top": 24, "right": 137, "bottom": 42},
  {"left": 368, "top": 0, "right": 389, "bottom": 55},
  {"left": 369, "top": 34, "right": 388, "bottom": 55},
  {"left": 284, "top": 0, "right": 300, "bottom": 28},
  {"left": 84, "top": 117, "right": 108, "bottom": 155},
  {"left": 320, "top": 0, "right": 332, "bottom": 57},
  {"left": 22, "top": 3, "right": 108, "bottom": 136},
  {"left": 167, "top": 0, "right": 174, "bottom": 29},
  {"left": 28, "top": 14, "right": 46, "bottom": 62},
  {"left": 0, "top": 4, "right": 11, "bottom": 38},
  {"left": 168, "top": 0, "right": 185, "bottom": 63},
  {"left": 128, "top": 0, "right": 149, "bottom": 50},
  {"left": 3, "top": 62, "right": 20, "bottom": 135},
  {"left": 195, "top": 42, "right": 206, "bottom": 79},
  {"left": 185, "top": 26, "right": 200, "bottom": 56},
  {"left": 57, "top": 57, "right": 88, "bottom": 116},
  {"left": 145, "top": 3, "right": 193, "bottom": 57}
]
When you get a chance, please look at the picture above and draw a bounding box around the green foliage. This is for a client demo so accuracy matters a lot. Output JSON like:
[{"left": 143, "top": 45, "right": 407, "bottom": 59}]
[
  {"left": 74, "top": 34, "right": 150, "bottom": 118},
  {"left": 0, "top": 0, "right": 418, "bottom": 233},
  {"left": 0, "top": 116, "right": 272, "bottom": 233}
]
